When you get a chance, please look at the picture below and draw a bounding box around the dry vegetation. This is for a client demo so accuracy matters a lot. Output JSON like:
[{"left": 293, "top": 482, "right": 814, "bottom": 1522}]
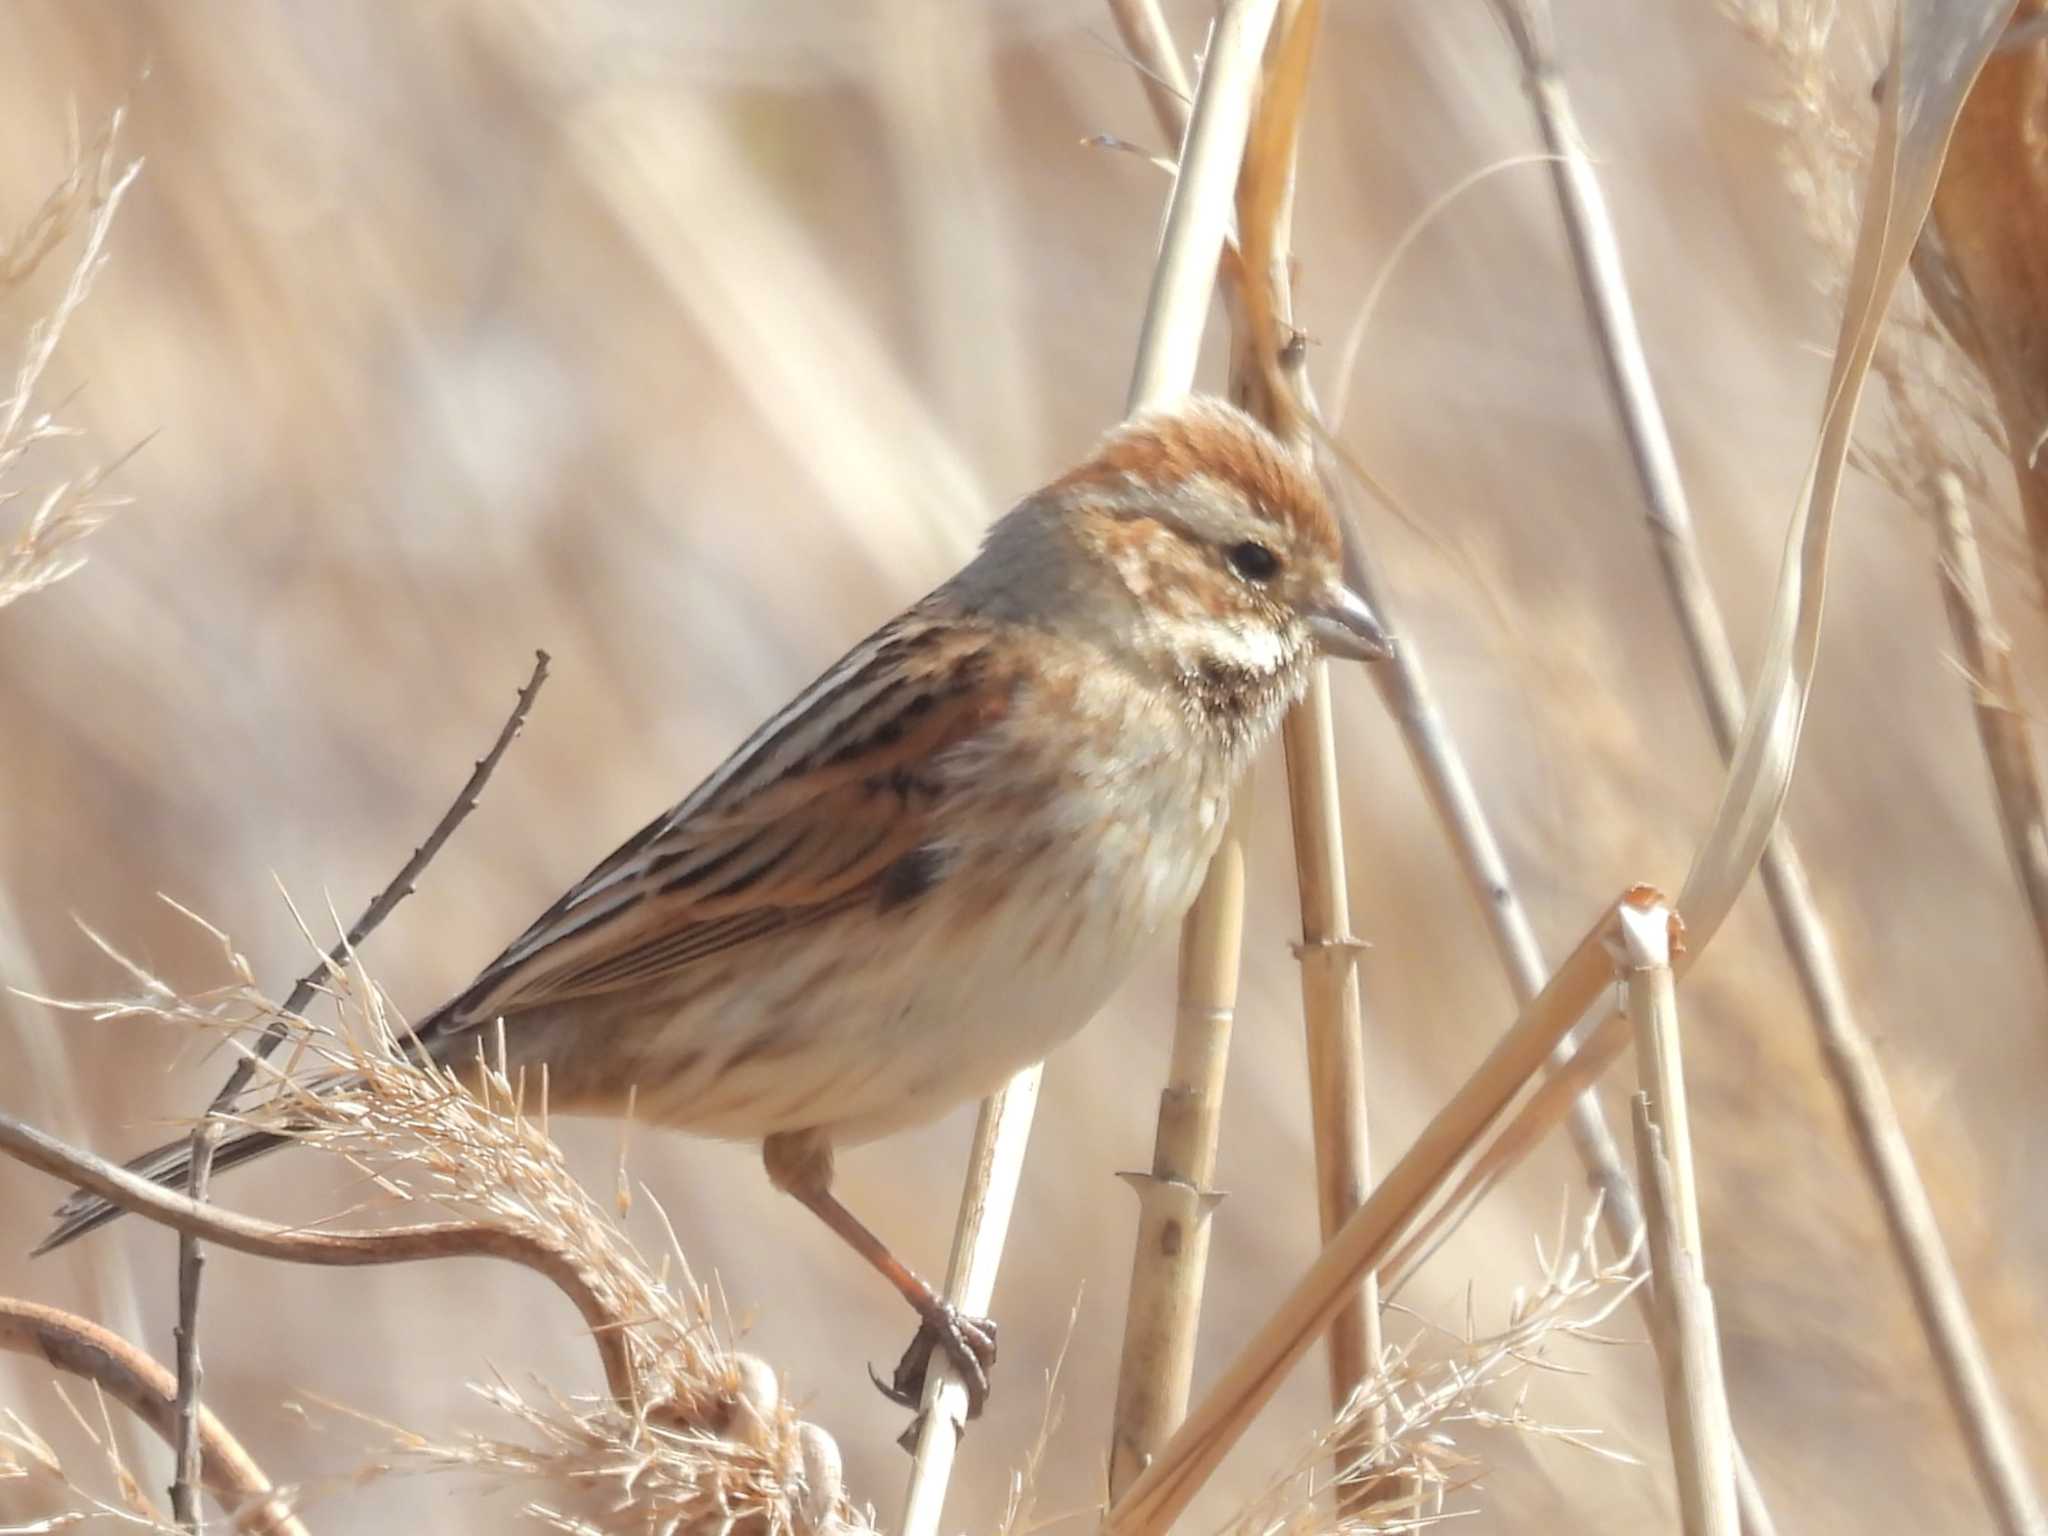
[{"left": 2, "top": 3, "right": 2045, "bottom": 1535}]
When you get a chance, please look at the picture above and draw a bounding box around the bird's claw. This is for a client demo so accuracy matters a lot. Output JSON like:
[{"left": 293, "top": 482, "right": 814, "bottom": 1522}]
[{"left": 871, "top": 1304, "right": 998, "bottom": 1420}]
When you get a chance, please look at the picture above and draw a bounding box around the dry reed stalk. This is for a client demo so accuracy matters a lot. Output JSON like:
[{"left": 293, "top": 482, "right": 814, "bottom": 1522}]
[
  {"left": 1493, "top": 4, "right": 2039, "bottom": 1533},
  {"left": 0, "top": 1298, "right": 306, "bottom": 1536},
  {"left": 1616, "top": 902, "right": 1737, "bottom": 1536},
  {"left": 1105, "top": 0, "right": 1675, "bottom": 1458},
  {"left": 1102, "top": 0, "right": 1282, "bottom": 1502},
  {"left": 1936, "top": 473, "right": 2048, "bottom": 967},
  {"left": 900, "top": 1068, "right": 1043, "bottom": 1536},
  {"left": 1276, "top": 669, "right": 1383, "bottom": 1459},
  {"left": 1105, "top": 7, "right": 1667, "bottom": 1516},
  {"left": 1107, "top": 795, "right": 1248, "bottom": 1495},
  {"left": 1225, "top": 0, "right": 1389, "bottom": 1511},
  {"left": 1123, "top": 0, "right": 1281, "bottom": 416},
  {"left": 1630, "top": 1103, "right": 1737, "bottom": 1536},
  {"left": 1490, "top": 3, "right": 2048, "bottom": 1536},
  {"left": 1101, "top": 890, "right": 1632, "bottom": 1536}
]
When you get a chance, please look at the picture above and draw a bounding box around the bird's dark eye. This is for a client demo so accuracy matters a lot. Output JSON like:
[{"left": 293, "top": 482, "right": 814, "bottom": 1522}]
[{"left": 1227, "top": 541, "right": 1280, "bottom": 582}]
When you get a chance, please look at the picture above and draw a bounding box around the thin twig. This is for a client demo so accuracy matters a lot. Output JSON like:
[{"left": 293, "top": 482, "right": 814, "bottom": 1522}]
[
  {"left": 0, "top": 1106, "right": 637, "bottom": 1404},
  {"left": 171, "top": 1124, "right": 214, "bottom": 1528},
  {"left": 217, "top": 648, "right": 553, "bottom": 1107},
  {"left": 162, "top": 650, "right": 551, "bottom": 1525},
  {"left": 0, "top": 1297, "right": 309, "bottom": 1536},
  {"left": 1935, "top": 471, "right": 2048, "bottom": 973},
  {"left": 899, "top": 1070, "right": 1042, "bottom": 1536},
  {"left": 1101, "top": 0, "right": 1280, "bottom": 1506},
  {"left": 1490, "top": 5, "right": 2042, "bottom": 1532},
  {"left": 1102, "top": 891, "right": 1633, "bottom": 1536},
  {"left": 1616, "top": 902, "right": 1737, "bottom": 1536}
]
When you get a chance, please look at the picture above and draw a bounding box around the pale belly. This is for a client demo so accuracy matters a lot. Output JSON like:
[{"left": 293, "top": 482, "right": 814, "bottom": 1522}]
[{"left": 560, "top": 777, "right": 1229, "bottom": 1145}]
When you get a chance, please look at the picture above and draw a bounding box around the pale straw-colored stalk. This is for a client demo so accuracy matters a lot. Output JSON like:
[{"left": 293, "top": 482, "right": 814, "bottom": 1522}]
[
  {"left": 1101, "top": 891, "right": 1633, "bottom": 1536},
  {"left": 1100, "top": 0, "right": 1282, "bottom": 1505},
  {"left": 1487, "top": 7, "right": 2043, "bottom": 1531},
  {"left": 899, "top": 1070, "right": 1043, "bottom": 1536},
  {"left": 1123, "top": 0, "right": 1281, "bottom": 417},
  {"left": 1616, "top": 901, "right": 1737, "bottom": 1536},
  {"left": 1110, "top": 0, "right": 1662, "bottom": 1391},
  {"left": 1107, "top": 796, "right": 1248, "bottom": 1495},
  {"left": 1227, "top": 0, "right": 1387, "bottom": 1509}
]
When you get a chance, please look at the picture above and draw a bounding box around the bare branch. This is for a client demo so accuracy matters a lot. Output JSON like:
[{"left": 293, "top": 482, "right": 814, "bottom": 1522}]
[
  {"left": 160, "top": 649, "right": 551, "bottom": 1526},
  {"left": 219, "top": 647, "right": 553, "bottom": 1107},
  {"left": 0, "top": 1296, "right": 307, "bottom": 1536},
  {"left": 0, "top": 1107, "right": 637, "bottom": 1403}
]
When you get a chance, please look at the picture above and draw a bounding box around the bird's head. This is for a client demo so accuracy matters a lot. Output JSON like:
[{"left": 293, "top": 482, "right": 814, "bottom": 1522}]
[{"left": 966, "top": 398, "right": 1389, "bottom": 741}]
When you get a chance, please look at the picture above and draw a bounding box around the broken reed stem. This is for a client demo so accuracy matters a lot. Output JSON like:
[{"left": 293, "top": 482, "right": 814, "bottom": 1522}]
[
  {"left": 900, "top": 1069, "right": 1042, "bottom": 1536},
  {"left": 1936, "top": 471, "right": 2048, "bottom": 975},
  {"left": 0, "top": 1108, "right": 638, "bottom": 1403},
  {"left": 0, "top": 1297, "right": 308, "bottom": 1536},
  {"left": 1102, "top": 892, "right": 1631, "bottom": 1536},
  {"left": 1101, "top": 0, "right": 1280, "bottom": 1505},
  {"left": 1487, "top": 5, "right": 2044, "bottom": 1530},
  {"left": 1107, "top": 794, "right": 1248, "bottom": 1498},
  {"left": 160, "top": 650, "right": 551, "bottom": 1525},
  {"left": 1618, "top": 902, "right": 1737, "bottom": 1536}
]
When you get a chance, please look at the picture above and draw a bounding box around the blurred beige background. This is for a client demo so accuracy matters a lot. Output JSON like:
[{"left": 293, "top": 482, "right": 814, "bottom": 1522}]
[{"left": 2, "top": 2, "right": 2044, "bottom": 1531}]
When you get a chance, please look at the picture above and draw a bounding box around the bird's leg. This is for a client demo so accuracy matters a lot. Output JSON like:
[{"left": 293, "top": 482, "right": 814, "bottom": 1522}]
[{"left": 762, "top": 1130, "right": 998, "bottom": 1418}]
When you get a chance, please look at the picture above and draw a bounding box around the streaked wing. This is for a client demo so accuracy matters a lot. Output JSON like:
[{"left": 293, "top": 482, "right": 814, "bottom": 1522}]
[{"left": 440, "top": 606, "right": 1008, "bottom": 1028}]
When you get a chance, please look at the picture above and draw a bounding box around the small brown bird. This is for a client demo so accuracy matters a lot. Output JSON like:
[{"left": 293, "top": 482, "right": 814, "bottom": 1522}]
[{"left": 45, "top": 397, "right": 1390, "bottom": 1413}]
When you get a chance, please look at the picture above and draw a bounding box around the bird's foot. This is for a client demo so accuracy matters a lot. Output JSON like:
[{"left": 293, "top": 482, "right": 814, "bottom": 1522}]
[{"left": 870, "top": 1304, "right": 998, "bottom": 1420}]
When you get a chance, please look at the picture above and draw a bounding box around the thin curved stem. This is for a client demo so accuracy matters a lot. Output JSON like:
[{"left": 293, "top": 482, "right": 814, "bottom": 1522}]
[
  {"left": 0, "top": 1297, "right": 308, "bottom": 1536},
  {"left": 2, "top": 1108, "right": 635, "bottom": 1403}
]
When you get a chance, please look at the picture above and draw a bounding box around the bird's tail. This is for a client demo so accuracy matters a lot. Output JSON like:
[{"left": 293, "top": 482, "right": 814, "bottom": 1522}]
[{"left": 36, "top": 1121, "right": 295, "bottom": 1256}]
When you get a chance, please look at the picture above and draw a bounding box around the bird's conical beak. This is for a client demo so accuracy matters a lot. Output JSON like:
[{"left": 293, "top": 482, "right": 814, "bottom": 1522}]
[{"left": 1307, "top": 584, "right": 1394, "bottom": 662}]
